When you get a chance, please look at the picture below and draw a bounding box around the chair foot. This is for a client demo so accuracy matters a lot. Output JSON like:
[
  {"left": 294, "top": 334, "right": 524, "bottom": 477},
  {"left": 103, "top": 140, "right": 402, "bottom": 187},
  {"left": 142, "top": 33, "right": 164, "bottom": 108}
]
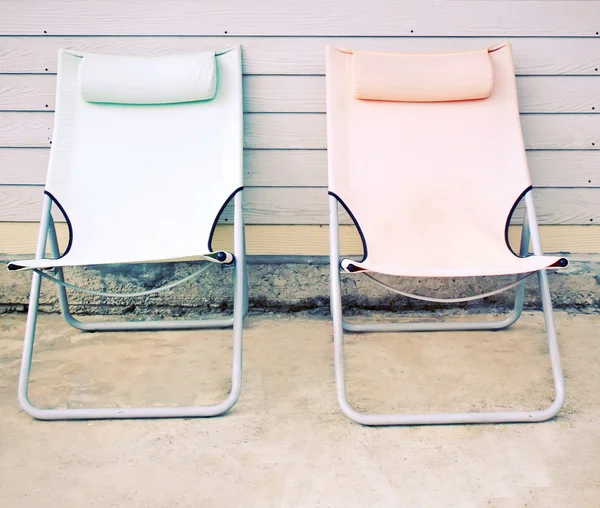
[
  {"left": 18, "top": 300, "right": 243, "bottom": 420},
  {"left": 19, "top": 388, "right": 241, "bottom": 421},
  {"left": 336, "top": 393, "right": 564, "bottom": 426}
]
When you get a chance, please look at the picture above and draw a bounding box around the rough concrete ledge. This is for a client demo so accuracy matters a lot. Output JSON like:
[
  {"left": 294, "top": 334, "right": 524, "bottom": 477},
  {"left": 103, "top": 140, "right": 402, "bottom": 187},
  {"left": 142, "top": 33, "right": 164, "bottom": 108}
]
[{"left": 1, "top": 255, "right": 598, "bottom": 317}]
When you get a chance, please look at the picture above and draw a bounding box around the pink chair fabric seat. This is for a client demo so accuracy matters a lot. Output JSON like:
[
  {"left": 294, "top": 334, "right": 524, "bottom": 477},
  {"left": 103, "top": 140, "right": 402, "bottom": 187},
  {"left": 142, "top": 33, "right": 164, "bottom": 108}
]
[{"left": 326, "top": 43, "right": 567, "bottom": 277}]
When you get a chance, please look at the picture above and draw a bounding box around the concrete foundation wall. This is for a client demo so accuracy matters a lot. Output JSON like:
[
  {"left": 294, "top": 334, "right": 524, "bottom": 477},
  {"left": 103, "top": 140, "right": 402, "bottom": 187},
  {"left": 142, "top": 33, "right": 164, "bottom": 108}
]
[{"left": 1, "top": 255, "right": 598, "bottom": 317}]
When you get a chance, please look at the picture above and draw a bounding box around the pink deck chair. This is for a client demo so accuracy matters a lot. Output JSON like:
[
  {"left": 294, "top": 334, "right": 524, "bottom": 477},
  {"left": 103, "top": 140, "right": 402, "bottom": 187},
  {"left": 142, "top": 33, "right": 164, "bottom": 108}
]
[{"left": 326, "top": 43, "right": 568, "bottom": 426}]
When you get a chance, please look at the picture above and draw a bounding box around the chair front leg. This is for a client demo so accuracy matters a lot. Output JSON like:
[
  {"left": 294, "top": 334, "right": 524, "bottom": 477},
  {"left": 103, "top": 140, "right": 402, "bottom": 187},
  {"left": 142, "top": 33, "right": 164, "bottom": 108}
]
[{"left": 332, "top": 267, "right": 565, "bottom": 425}]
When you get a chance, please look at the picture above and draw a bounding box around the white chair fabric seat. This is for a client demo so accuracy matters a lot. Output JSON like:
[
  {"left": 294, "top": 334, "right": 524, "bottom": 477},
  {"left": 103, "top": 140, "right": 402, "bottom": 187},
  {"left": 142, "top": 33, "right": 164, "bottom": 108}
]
[
  {"left": 9, "top": 47, "right": 243, "bottom": 271},
  {"left": 11, "top": 46, "right": 248, "bottom": 421}
]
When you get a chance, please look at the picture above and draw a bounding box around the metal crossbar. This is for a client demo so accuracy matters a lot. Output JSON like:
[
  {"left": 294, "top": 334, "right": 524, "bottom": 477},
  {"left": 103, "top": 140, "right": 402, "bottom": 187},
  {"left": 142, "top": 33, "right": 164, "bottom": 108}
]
[
  {"left": 33, "top": 263, "right": 213, "bottom": 298},
  {"left": 360, "top": 271, "right": 534, "bottom": 304}
]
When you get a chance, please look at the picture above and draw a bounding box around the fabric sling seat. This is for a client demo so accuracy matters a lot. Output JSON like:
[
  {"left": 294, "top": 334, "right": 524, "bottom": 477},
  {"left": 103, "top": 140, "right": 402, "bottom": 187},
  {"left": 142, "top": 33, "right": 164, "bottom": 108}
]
[
  {"left": 326, "top": 43, "right": 568, "bottom": 426},
  {"left": 9, "top": 46, "right": 247, "bottom": 420},
  {"left": 8, "top": 50, "right": 240, "bottom": 272}
]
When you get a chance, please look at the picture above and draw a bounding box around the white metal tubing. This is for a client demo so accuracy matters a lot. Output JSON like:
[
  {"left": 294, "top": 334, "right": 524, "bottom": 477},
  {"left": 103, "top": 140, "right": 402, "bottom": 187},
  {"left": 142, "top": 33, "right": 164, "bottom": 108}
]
[
  {"left": 240, "top": 197, "right": 250, "bottom": 318},
  {"left": 229, "top": 191, "right": 245, "bottom": 404},
  {"left": 525, "top": 192, "right": 565, "bottom": 410},
  {"left": 342, "top": 213, "right": 531, "bottom": 333},
  {"left": 329, "top": 196, "right": 352, "bottom": 419},
  {"left": 17, "top": 193, "right": 247, "bottom": 420},
  {"left": 61, "top": 316, "right": 235, "bottom": 332},
  {"left": 47, "top": 219, "right": 235, "bottom": 331},
  {"left": 17, "top": 195, "right": 52, "bottom": 418},
  {"left": 343, "top": 317, "right": 517, "bottom": 333},
  {"left": 511, "top": 211, "right": 530, "bottom": 321},
  {"left": 47, "top": 217, "right": 76, "bottom": 322},
  {"left": 329, "top": 195, "right": 564, "bottom": 425}
]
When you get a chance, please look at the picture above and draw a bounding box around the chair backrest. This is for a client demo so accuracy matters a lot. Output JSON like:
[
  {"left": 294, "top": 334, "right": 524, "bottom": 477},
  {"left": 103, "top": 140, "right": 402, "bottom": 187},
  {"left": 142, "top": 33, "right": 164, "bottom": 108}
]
[
  {"left": 326, "top": 43, "right": 532, "bottom": 271},
  {"left": 46, "top": 46, "right": 242, "bottom": 266}
]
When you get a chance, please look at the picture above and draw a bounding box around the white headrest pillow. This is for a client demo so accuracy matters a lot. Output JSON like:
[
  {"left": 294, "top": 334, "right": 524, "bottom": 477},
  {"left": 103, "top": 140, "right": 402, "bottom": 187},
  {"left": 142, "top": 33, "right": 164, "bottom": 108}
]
[{"left": 79, "top": 52, "right": 217, "bottom": 104}]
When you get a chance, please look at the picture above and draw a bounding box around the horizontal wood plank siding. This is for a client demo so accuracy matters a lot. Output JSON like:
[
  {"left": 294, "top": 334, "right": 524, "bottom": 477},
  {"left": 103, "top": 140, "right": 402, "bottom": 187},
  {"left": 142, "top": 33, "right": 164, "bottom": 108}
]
[
  {"left": 0, "top": 1, "right": 598, "bottom": 255},
  {"left": 3, "top": 186, "right": 599, "bottom": 225},
  {"left": 1, "top": 1, "right": 599, "bottom": 36},
  {"left": 0, "top": 112, "right": 598, "bottom": 149},
  {"left": 1, "top": 74, "right": 598, "bottom": 114},
  {"left": 1, "top": 149, "right": 598, "bottom": 188},
  {"left": 1, "top": 223, "right": 598, "bottom": 256},
  {"left": 1, "top": 37, "right": 599, "bottom": 76}
]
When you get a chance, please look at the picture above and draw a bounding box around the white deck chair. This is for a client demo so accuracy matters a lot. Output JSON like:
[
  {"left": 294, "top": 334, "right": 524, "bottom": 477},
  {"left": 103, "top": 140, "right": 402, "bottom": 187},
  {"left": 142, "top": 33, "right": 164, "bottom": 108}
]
[
  {"left": 8, "top": 46, "right": 247, "bottom": 420},
  {"left": 326, "top": 43, "right": 569, "bottom": 426}
]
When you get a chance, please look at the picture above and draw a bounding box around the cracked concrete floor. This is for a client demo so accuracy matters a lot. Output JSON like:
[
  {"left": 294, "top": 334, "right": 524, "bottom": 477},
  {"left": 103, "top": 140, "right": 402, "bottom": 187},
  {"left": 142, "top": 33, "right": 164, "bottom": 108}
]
[{"left": 0, "top": 311, "right": 599, "bottom": 507}]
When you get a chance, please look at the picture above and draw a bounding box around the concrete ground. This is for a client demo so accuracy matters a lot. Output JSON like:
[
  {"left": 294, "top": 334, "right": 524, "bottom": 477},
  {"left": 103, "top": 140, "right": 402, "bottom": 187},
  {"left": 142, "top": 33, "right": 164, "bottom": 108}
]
[{"left": 1, "top": 311, "right": 599, "bottom": 507}]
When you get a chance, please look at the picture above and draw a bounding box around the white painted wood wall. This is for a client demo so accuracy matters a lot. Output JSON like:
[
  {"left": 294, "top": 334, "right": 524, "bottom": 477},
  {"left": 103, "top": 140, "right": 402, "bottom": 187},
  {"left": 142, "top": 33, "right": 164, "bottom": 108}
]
[{"left": 0, "top": 0, "right": 598, "bottom": 255}]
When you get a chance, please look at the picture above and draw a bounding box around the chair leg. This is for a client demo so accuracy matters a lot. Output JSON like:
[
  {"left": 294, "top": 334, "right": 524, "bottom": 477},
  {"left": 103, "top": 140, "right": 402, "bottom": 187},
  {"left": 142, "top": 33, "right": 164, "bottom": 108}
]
[
  {"left": 18, "top": 194, "right": 246, "bottom": 420},
  {"left": 47, "top": 218, "right": 235, "bottom": 332},
  {"left": 328, "top": 194, "right": 564, "bottom": 425},
  {"left": 332, "top": 266, "right": 564, "bottom": 426},
  {"left": 342, "top": 290, "right": 524, "bottom": 333},
  {"left": 342, "top": 212, "right": 531, "bottom": 334},
  {"left": 241, "top": 209, "right": 250, "bottom": 318}
]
